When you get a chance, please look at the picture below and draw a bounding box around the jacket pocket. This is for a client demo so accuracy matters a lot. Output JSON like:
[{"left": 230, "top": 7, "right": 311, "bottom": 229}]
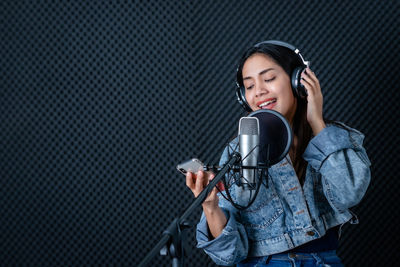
[{"left": 239, "top": 186, "right": 283, "bottom": 241}]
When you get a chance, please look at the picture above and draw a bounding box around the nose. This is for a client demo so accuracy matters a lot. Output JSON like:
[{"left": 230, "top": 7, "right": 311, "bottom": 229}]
[{"left": 255, "top": 80, "right": 269, "bottom": 97}]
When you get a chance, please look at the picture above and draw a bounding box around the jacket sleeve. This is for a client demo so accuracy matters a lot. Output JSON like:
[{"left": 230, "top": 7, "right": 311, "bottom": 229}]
[
  {"left": 196, "top": 142, "right": 248, "bottom": 266},
  {"left": 196, "top": 207, "right": 248, "bottom": 266},
  {"left": 303, "top": 122, "right": 371, "bottom": 212}
]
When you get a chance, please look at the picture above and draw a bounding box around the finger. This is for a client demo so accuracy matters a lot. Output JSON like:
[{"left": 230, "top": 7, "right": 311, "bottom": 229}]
[
  {"left": 304, "top": 67, "right": 320, "bottom": 86},
  {"left": 216, "top": 180, "right": 225, "bottom": 191},
  {"left": 300, "top": 77, "right": 313, "bottom": 96},
  {"left": 302, "top": 70, "right": 323, "bottom": 97},
  {"left": 195, "top": 170, "right": 205, "bottom": 192},
  {"left": 186, "top": 172, "right": 195, "bottom": 190},
  {"left": 301, "top": 69, "right": 316, "bottom": 87}
]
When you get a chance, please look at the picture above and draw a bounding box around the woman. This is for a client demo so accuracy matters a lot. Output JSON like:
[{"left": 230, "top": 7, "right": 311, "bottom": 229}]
[{"left": 186, "top": 41, "right": 371, "bottom": 266}]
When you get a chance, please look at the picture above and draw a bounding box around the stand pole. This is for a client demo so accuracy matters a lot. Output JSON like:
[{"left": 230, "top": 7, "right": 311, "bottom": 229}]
[{"left": 138, "top": 153, "right": 241, "bottom": 267}]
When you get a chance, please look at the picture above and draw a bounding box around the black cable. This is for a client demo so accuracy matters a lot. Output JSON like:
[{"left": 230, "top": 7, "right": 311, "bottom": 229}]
[{"left": 214, "top": 143, "right": 271, "bottom": 210}]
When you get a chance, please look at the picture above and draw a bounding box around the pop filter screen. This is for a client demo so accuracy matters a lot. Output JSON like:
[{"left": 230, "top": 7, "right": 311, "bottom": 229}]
[{"left": 248, "top": 109, "right": 293, "bottom": 166}]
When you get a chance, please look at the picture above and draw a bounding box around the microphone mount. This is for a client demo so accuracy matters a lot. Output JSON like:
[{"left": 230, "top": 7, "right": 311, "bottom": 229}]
[{"left": 217, "top": 142, "right": 271, "bottom": 211}]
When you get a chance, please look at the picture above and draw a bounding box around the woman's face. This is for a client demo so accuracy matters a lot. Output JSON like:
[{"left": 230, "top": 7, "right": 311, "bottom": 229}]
[{"left": 242, "top": 53, "right": 297, "bottom": 124}]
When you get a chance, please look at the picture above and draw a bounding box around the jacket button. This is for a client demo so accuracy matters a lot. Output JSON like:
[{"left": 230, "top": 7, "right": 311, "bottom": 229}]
[{"left": 306, "top": 231, "right": 315, "bottom": 236}]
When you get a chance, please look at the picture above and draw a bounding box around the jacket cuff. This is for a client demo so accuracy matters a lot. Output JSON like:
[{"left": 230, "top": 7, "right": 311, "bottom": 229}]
[
  {"left": 303, "top": 125, "right": 354, "bottom": 170},
  {"left": 196, "top": 209, "right": 235, "bottom": 247},
  {"left": 196, "top": 210, "right": 241, "bottom": 265}
]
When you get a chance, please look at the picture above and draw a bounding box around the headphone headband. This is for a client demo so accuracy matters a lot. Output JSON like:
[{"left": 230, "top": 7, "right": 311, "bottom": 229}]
[{"left": 254, "top": 40, "right": 310, "bottom": 67}]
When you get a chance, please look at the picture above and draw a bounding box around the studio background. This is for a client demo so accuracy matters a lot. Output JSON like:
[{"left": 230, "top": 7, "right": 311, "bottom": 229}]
[{"left": 1, "top": 1, "right": 399, "bottom": 266}]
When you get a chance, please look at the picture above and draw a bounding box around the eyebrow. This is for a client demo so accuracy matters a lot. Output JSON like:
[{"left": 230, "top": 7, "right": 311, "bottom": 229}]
[{"left": 243, "top": 68, "right": 275, "bottom": 81}]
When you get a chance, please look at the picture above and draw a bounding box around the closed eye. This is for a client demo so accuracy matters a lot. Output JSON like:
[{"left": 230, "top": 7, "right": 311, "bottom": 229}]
[{"left": 246, "top": 77, "right": 275, "bottom": 90}]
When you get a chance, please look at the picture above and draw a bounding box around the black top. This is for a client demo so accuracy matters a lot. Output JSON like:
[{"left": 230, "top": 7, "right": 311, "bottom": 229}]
[{"left": 286, "top": 226, "right": 340, "bottom": 253}]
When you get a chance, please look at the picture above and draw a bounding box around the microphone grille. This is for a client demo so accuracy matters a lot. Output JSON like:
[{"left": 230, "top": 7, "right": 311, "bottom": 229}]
[{"left": 239, "top": 117, "right": 259, "bottom": 135}]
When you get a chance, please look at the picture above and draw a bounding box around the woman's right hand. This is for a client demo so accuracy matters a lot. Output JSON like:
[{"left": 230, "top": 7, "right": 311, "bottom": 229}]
[
  {"left": 186, "top": 170, "right": 219, "bottom": 210},
  {"left": 186, "top": 170, "right": 228, "bottom": 239}
]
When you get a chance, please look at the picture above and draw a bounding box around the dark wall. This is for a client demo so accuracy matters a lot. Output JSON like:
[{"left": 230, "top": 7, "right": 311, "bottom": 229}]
[{"left": 1, "top": 1, "right": 398, "bottom": 266}]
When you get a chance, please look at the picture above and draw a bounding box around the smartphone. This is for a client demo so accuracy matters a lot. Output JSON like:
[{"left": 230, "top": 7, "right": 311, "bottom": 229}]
[
  {"left": 177, "top": 158, "right": 225, "bottom": 191},
  {"left": 176, "top": 158, "right": 204, "bottom": 175}
]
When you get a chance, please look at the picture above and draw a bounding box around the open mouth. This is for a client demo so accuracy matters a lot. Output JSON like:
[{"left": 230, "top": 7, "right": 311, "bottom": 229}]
[{"left": 258, "top": 98, "right": 277, "bottom": 109}]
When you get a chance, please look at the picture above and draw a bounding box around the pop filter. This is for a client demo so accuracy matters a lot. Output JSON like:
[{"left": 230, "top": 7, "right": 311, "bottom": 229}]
[{"left": 248, "top": 109, "right": 293, "bottom": 166}]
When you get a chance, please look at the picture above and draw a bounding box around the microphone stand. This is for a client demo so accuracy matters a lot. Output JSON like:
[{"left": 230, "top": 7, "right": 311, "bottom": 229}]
[{"left": 138, "top": 152, "right": 241, "bottom": 267}]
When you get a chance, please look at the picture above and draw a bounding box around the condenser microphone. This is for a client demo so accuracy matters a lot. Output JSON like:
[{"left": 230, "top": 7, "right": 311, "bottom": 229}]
[
  {"left": 226, "top": 110, "right": 292, "bottom": 209},
  {"left": 238, "top": 117, "right": 260, "bottom": 190}
]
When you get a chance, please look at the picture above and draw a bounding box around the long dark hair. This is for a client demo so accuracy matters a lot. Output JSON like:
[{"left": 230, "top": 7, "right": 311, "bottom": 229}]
[{"left": 236, "top": 43, "right": 312, "bottom": 185}]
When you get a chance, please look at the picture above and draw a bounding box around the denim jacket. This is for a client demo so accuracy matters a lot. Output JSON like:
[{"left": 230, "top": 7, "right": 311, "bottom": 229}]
[{"left": 196, "top": 122, "right": 371, "bottom": 266}]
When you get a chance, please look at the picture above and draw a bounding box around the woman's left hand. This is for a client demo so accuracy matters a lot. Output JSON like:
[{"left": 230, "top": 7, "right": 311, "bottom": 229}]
[{"left": 300, "top": 67, "right": 326, "bottom": 135}]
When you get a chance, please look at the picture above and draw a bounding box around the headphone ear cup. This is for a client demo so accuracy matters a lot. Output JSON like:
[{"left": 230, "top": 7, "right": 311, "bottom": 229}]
[
  {"left": 236, "top": 85, "right": 252, "bottom": 112},
  {"left": 291, "top": 66, "right": 308, "bottom": 98}
]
